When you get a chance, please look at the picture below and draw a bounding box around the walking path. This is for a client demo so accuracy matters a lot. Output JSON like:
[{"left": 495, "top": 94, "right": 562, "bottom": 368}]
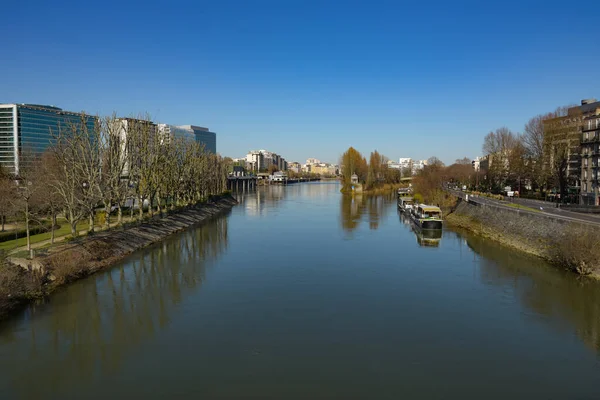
[{"left": 6, "top": 218, "right": 134, "bottom": 255}]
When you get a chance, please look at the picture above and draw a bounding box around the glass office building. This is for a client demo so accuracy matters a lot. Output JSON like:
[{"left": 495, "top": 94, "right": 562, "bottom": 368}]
[
  {"left": 0, "top": 103, "right": 96, "bottom": 175},
  {"left": 157, "top": 123, "right": 196, "bottom": 143},
  {"left": 177, "top": 125, "right": 217, "bottom": 154}
]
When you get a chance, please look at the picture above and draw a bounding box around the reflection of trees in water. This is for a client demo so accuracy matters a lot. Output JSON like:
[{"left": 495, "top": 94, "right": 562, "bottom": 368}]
[
  {"left": 237, "top": 183, "right": 338, "bottom": 217},
  {"left": 464, "top": 233, "right": 600, "bottom": 354},
  {"left": 0, "top": 217, "right": 229, "bottom": 398},
  {"left": 237, "top": 186, "right": 285, "bottom": 216},
  {"left": 340, "top": 193, "right": 395, "bottom": 232}
]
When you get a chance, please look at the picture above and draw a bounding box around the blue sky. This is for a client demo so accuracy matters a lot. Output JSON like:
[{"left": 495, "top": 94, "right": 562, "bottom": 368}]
[{"left": 2, "top": 0, "right": 598, "bottom": 165}]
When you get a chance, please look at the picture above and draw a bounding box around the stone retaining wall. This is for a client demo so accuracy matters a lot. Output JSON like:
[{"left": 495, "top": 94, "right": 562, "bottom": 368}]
[{"left": 446, "top": 199, "right": 600, "bottom": 269}]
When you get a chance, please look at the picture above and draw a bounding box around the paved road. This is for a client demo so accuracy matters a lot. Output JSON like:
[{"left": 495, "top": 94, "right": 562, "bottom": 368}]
[{"left": 449, "top": 190, "right": 600, "bottom": 227}]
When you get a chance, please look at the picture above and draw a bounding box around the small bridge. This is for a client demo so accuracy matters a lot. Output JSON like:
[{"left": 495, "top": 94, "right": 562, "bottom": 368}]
[{"left": 227, "top": 176, "right": 257, "bottom": 191}]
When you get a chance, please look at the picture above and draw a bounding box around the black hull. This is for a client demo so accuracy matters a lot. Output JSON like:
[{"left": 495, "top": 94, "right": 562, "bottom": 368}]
[{"left": 411, "top": 216, "right": 443, "bottom": 230}]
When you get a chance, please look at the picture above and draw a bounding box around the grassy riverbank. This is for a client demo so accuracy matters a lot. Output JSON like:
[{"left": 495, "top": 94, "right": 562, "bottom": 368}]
[
  {"left": 446, "top": 201, "right": 600, "bottom": 278},
  {"left": 0, "top": 195, "right": 238, "bottom": 322}
]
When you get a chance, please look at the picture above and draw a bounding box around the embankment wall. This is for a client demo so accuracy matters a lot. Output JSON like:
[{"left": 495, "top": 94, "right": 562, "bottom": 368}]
[{"left": 446, "top": 199, "right": 600, "bottom": 276}]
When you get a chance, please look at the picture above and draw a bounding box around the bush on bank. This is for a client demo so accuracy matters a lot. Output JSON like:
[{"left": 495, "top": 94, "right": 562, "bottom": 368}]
[
  {"left": 447, "top": 201, "right": 600, "bottom": 277},
  {"left": 551, "top": 225, "right": 600, "bottom": 276},
  {"left": 0, "top": 251, "right": 44, "bottom": 320}
]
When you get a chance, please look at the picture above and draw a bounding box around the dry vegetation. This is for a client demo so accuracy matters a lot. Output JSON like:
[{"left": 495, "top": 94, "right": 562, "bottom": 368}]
[
  {"left": 0, "top": 252, "right": 44, "bottom": 320},
  {"left": 551, "top": 225, "right": 600, "bottom": 276},
  {"left": 339, "top": 147, "right": 406, "bottom": 192}
]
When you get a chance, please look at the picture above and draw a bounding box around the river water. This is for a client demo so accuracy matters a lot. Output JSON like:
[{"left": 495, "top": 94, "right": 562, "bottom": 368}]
[{"left": 1, "top": 182, "right": 600, "bottom": 399}]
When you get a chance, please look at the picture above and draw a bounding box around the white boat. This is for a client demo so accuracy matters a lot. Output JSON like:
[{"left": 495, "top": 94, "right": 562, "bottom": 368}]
[
  {"left": 397, "top": 196, "right": 414, "bottom": 213},
  {"left": 397, "top": 187, "right": 412, "bottom": 196}
]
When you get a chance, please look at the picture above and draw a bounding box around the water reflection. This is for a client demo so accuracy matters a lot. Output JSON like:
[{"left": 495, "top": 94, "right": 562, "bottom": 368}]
[
  {"left": 0, "top": 216, "right": 229, "bottom": 398},
  {"left": 463, "top": 232, "right": 600, "bottom": 354},
  {"left": 339, "top": 193, "right": 395, "bottom": 232},
  {"left": 398, "top": 210, "right": 442, "bottom": 247}
]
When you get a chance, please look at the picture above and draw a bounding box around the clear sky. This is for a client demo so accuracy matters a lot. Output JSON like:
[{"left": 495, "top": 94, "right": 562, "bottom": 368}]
[{"left": 2, "top": 0, "right": 598, "bottom": 165}]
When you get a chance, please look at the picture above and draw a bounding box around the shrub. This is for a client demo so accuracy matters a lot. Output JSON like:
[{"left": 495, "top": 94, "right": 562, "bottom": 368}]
[
  {"left": 0, "top": 222, "right": 57, "bottom": 243},
  {"left": 45, "top": 249, "right": 90, "bottom": 285},
  {"left": 551, "top": 225, "right": 600, "bottom": 275}
]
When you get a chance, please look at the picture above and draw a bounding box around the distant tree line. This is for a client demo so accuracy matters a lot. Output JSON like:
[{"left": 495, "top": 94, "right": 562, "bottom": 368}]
[
  {"left": 339, "top": 147, "right": 404, "bottom": 191},
  {"left": 0, "top": 114, "right": 229, "bottom": 251},
  {"left": 480, "top": 105, "right": 577, "bottom": 198},
  {"left": 411, "top": 104, "right": 581, "bottom": 205}
]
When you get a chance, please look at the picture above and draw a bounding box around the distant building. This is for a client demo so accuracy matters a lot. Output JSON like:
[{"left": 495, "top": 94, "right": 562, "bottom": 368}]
[
  {"left": 245, "top": 149, "right": 287, "bottom": 172},
  {"left": 246, "top": 151, "right": 265, "bottom": 172},
  {"left": 306, "top": 158, "right": 321, "bottom": 165},
  {"left": 288, "top": 162, "right": 302, "bottom": 173},
  {"left": 398, "top": 158, "right": 413, "bottom": 175},
  {"left": 0, "top": 103, "right": 97, "bottom": 175},
  {"left": 157, "top": 124, "right": 195, "bottom": 144},
  {"left": 310, "top": 163, "right": 337, "bottom": 176},
  {"left": 177, "top": 125, "right": 216, "bottom": 154},
  {"left": 411, "top": 160, "right": 427, "bottom": 175},
  {"left": 472, "top": 156, "right": 484, "bottom": 171},
  {"left": 387, "top": 160, "right": 401, "bottom": 170}
]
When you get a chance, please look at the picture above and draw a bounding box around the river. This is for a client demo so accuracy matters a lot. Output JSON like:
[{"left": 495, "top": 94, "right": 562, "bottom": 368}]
[{"left": 1, "top": 182, "right": 599, "bottom": 399}]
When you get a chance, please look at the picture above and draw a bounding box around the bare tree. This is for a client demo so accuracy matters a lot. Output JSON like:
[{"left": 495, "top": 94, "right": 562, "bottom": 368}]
[
  {"left": 50, "top": 114, "right": 99, "bottom": 236},
  {"left": 482, "top": 127, "right": 519, "bottom": 191},
  {"left": 523, "top": 105, "right": 573, "bottom": 191},
  {"left": 543, "top": 107, "right": 581, "bottom": 202},
  {"left": 98, "top": 114, "right": 129, "bottom": 227},
  {"left": 37, "top": 153, "right": 64, "bottom": 244},
  {"left": 126, "top": 116, "right": 160, "bottom": 219},
  {"left": 427, "top": 156, "right": 444, "bottom": 167},
  {"left": 12, "top": 151, "right": 43, "bottom": 252},
  {"left": 0, "top": 165, "right": 15, "bottom": 232}
]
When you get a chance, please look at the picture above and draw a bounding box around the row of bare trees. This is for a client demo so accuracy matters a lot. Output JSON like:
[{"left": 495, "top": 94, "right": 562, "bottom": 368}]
[
  {"left": 479, "top": 105, "right": 577, "bottom": 196},
  {"left": 0, "top": 114, "right": 229, "bottom": 251}
]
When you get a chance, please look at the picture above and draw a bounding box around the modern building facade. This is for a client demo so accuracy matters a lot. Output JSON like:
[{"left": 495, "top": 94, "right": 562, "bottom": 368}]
[
  {"left": 178, "top": 125, "right": 216, "bottom": 154},
  {"left": 544, "top": 98, "right": 600, "bottom": 204},
  {"left": 157, "top": 123, "right": 195, "bottom": 144},
  {"left": 581, "top": 113, "right": 600, "bottom": 205},
  {"left": 0, "top": 103, "right": 96, "bottom": 175}
]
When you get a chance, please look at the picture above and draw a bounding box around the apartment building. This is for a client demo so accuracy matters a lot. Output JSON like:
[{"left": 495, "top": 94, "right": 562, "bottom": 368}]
[
  {"left": 245, "top": 149, "right": 287, "bottom": 172},
  {"left": 288, "top": 162, "right": 302, "bottom": 173},
  {"left": 581, "top": 113, "right": 600, "bottom": 205},
  {"left": 544, "top": 98, "right": 600, "bottom": 204}
]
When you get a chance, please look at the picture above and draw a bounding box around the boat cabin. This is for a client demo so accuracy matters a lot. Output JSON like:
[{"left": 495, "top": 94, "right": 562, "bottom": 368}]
[
  {"left": 398, "top": 196, "right": 414, "bottom": 211},
  {"left": 415, "top": 204, "right": 442, "bottom": 219}
]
